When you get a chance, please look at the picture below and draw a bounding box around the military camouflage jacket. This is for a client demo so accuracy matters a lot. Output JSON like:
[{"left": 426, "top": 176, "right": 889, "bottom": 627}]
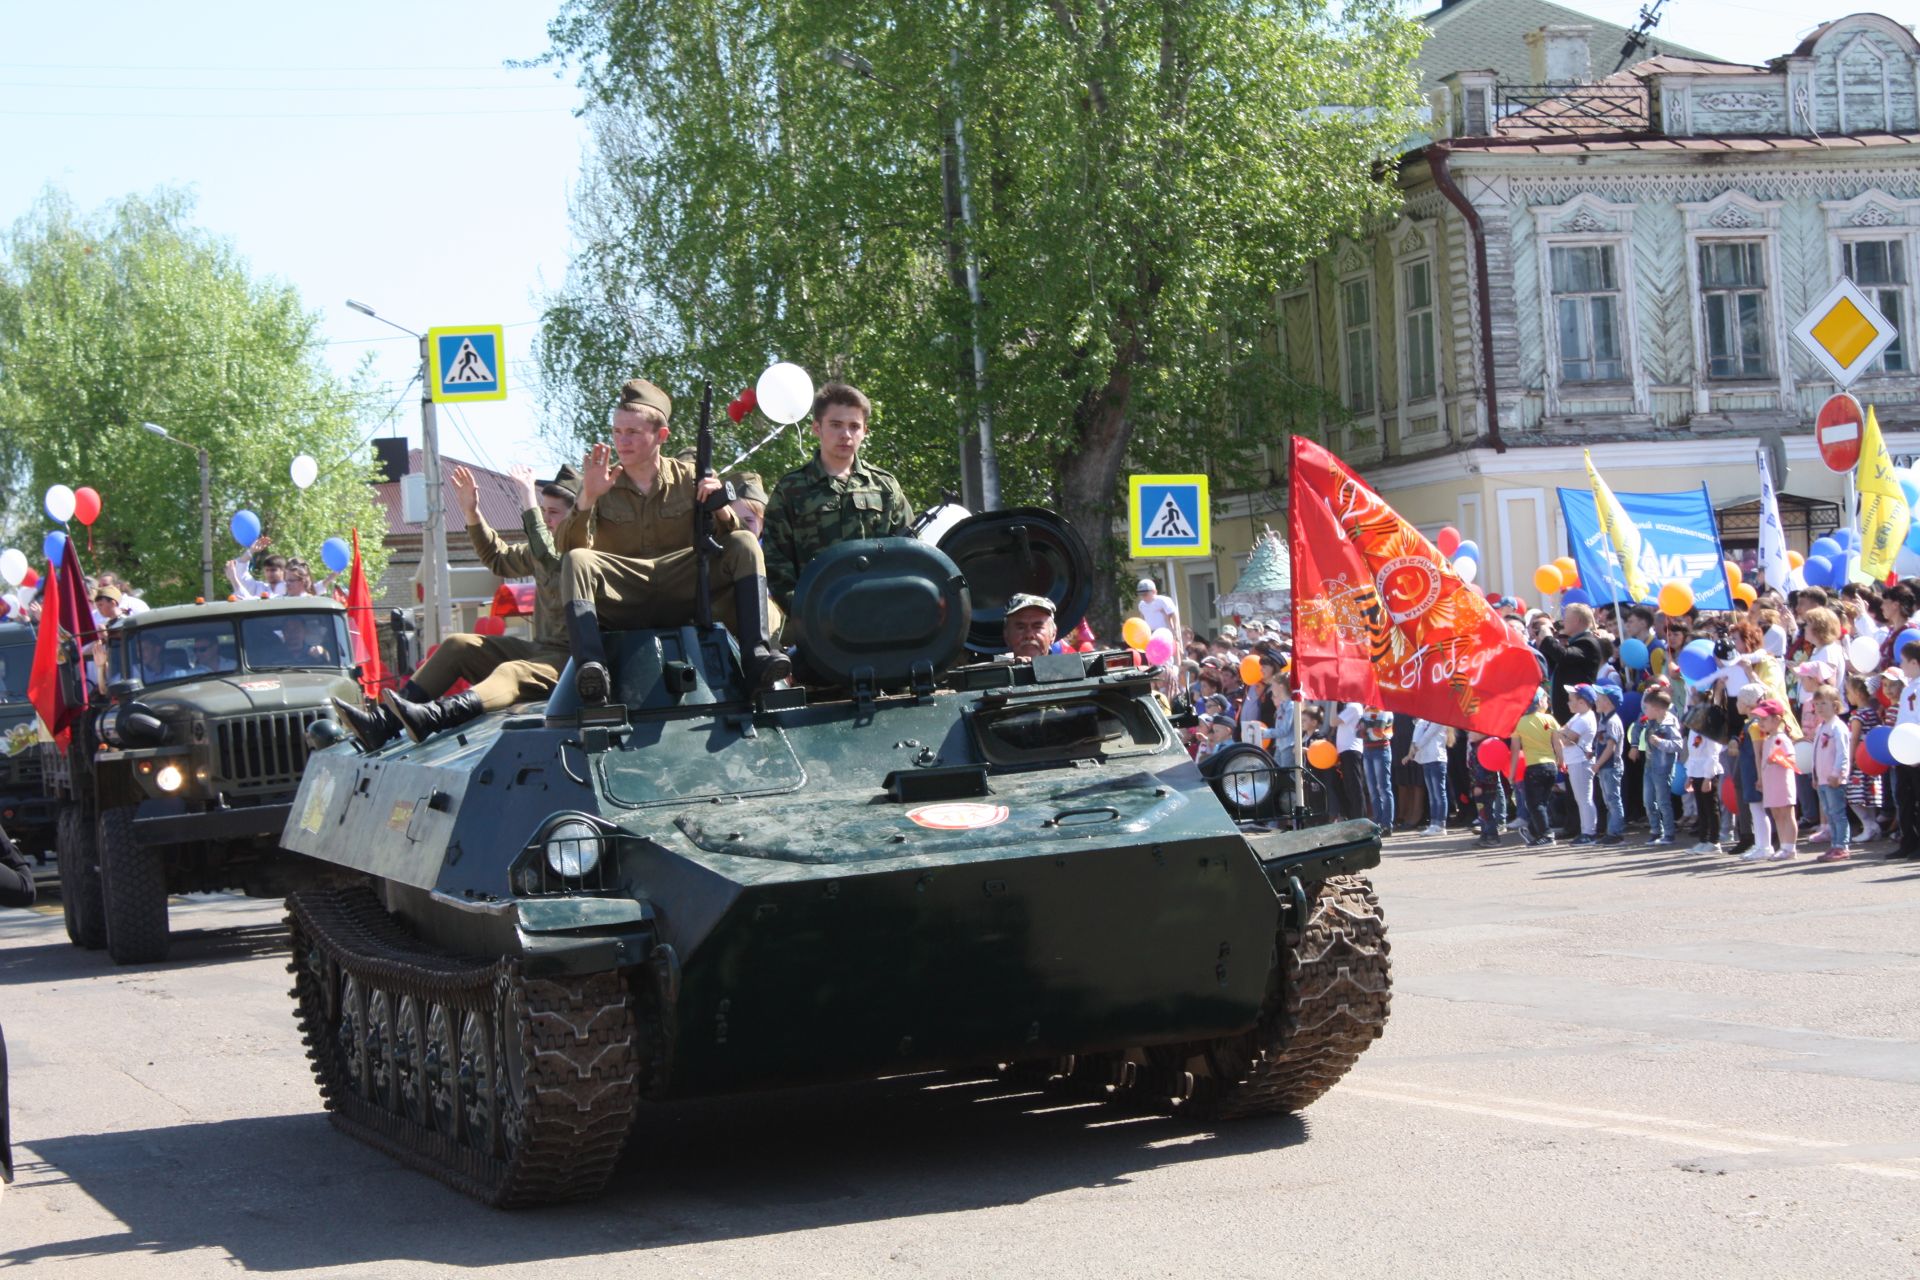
[
  {"left": 468, "top": 508, "right": 565, "bottom": 647},
  {"left": 763, "top": 452, "right": 915, "bottom": 610}
]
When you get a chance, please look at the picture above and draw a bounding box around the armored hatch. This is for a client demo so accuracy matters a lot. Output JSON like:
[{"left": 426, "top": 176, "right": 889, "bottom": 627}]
[{"left": 937, "top": 507, "right": 1091, "bottom": 653}]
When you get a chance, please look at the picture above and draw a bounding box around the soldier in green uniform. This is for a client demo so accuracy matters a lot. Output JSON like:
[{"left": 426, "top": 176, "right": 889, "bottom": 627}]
[
  {"left": 762, "top": 382, "right": 916, "bottom": 626},
  {"left": 333, "top": 462, "right": 579, "bottom": 748},
  {"left": 557, "top": 378, "right": 790, "bottom": 699}
]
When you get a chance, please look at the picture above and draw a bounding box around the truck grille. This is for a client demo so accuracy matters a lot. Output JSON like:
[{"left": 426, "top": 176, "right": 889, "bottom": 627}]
[{"left": 215, "top": 711, "right": 323, "bottom": 792}]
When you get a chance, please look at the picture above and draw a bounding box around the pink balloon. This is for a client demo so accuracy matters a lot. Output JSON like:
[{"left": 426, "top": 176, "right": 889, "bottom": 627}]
[
  {"left": 1145, "top": 635, "right": 1175, "bottom": 665},
  {"left": 1436, "top": 525, "right": 1461, "bottom": 557}
]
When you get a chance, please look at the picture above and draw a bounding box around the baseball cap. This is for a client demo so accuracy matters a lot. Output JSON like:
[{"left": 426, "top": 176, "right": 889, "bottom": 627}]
[
  {"left": 1594, "top": 684, "right": 1623, "bottom": 705},
  {"left": 1219, "top": 624, "right": 1239, "bottom": 640},
  {"left": 1564, "top": 682, "right": 1597, "bottom": 705},
  {"left": 1005, "top": 592, "right": 1056, "bottom": 616},
  {"left": 1136, "top": 578, "right": 1155, "bottom": 593},
  {"left": 1750, "top": 697, "right": 1787, "bottom": 717},
  {"left": 94, "top": 584, "right": 122, "bottom": 603}
]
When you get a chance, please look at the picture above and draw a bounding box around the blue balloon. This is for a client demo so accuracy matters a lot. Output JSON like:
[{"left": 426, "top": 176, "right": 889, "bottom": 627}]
[
  {"left": 320, "top": 536, "right": 351, "bottom": 574},
  {"left": 1897, "top": 627, "right": 1920, "bottom": 656},
  {"left": 1678, "top": 639, "right": 1717, "bottom": 683},
  {"left": 1561, "top": 587, "right": 1591, "bottom": 606},
  {"left": 1904, "top": 521, "right": 1920, "bottom": 555},
  {"left": 1810, "top": 536, "right": 1842, "bottom": 562},
  {"left": 229, "top": 509, "right": 261, "bottom": 549},
  {"left": 1832, "top": 527, "right": 1858, "bottom": 550},
  {"left": 1454, "top": 540, "right": 1479, "bottom": 562},
  {"left": 1901, "top": 474, "right": 1920, "bottom": 513},
  {"left": 1867, "top": 725, "right": 1896, "bottom": 766},
  {"left": 42, "top": 530, "right": 67, "bottom": 564},
  {"left": 1620, "top": 637, "right": 1650, "bottom": 670},
  {"left": 1619, "top": 691, "right": 1642, "bottom": 725},
  {"left": 1803, "top": 555, "right": 1834, "bottom": 588}
]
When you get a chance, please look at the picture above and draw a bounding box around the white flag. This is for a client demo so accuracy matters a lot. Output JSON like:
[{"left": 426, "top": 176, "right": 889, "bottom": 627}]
[{"left": 1756, "top": 447, "right": 1790, "bottom": 593}]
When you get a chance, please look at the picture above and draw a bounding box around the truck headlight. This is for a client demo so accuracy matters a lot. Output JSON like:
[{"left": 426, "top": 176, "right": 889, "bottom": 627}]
[
  {"left": 155, "top": 763, "right": 185, "bottom": 793},
  {"left": 544, "top": 819, "right": 602, "bottom": 877}
]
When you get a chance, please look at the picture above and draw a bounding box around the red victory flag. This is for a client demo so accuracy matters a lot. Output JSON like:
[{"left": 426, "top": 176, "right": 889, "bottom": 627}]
[
  {"left": 26, "top": 536, "right": 97, "bottom": 738},
  {"left": 1288, "top": 435, "right": 1540, "bottom": 737},
  {"left": 344, "top": 528, "right": 388, "bottom": 699}
]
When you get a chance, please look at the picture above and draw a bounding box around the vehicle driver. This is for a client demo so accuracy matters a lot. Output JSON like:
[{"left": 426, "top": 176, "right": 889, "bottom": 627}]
[
  {"left": 1003, "top": 593, "right": 1059, "bottom": 660},
  {"left": 136, "top": 632, "right": 183, "bottom": 683},
  {"left": 260, "top": 616, "right": 332, "bottom": 666}
]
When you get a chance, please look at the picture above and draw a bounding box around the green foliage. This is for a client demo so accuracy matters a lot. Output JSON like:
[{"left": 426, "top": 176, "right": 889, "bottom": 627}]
[
  {"left": 0, "top": 189, "right": 390, "bottom": 605},
  {"left": 536, "top": 0, "right": 1424, "bottom": 632}
]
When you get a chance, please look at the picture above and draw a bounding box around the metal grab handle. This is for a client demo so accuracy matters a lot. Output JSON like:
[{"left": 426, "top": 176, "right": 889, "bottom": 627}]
[
  {"left": 1042, "top": 806, "right": 1121, "bottom": 828},
  {"left": 557, "top": 739, "right": 588, "bottom": 786}
]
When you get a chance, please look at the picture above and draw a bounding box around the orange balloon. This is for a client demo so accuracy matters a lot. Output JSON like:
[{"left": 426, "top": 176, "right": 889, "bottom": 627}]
[
  {"left": 1724, "top": 561, "right": 1743, "bottom": 589},
  {"left": 1788, "top": 550, "right": 1805, "bottom": 569},
  {"left": 1733, "top": 583, "right": 1757, "bottom": 605},
  {"left": 1306, "top": 739, "right": 1339, "bottom": 770},
  {"left": 1240, "top": 654, "right": 1266, "bottom": 685},
  {"left": 1658, "top": 581, "right": 1694, "bottom": 617},
  {"left": 1553, "top": 556, "right": 1577, "bottom": 580},
  {"left": 1121, "top": 617, "right": 1150, "bottom": 651},
  {"left": 1534, "top": 564, "right": 1565, "bottom": 595}
]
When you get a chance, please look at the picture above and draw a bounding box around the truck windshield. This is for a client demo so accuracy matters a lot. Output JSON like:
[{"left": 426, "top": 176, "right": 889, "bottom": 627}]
[
  {"left": 241, "top": 613, "right": 350, "bottom": 671},
  {"left": 0, "top": 641, "right": 30, "bottom": 700},
  {"left": 111, "top": 622, "right": 239, "bottom": 685}
]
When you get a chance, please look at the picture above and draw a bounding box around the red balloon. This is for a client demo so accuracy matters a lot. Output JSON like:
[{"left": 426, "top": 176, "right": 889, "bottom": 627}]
[
  {"left": 20, "top": 569, "right": 37, "bottom": 588},
  {"left": 726, "top": 398, "right": 748, "bottom": 424},
  {"left": 1721, "top": 774, "right": 1738, "bottom": 812},
  {"left": 73, "top": 486, "right": 102, "bottom": 526},
  {"left": 1076, "top": 641, "right": 1096, "bottom": 653},
  {"left": 1856, "top": 742, "right": 1890, "bottom": 777},
  {"left": 1476, "top": 738, "right": 1512, "bottom": 772},
  {"left": 1436, "top": 525, "right": 1461, "bottom": 557}
]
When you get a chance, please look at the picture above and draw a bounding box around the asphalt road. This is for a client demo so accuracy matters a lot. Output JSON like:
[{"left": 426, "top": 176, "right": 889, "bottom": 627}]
[{"left": 2, "top": 831, "right": 1917, "bottom": 1279}]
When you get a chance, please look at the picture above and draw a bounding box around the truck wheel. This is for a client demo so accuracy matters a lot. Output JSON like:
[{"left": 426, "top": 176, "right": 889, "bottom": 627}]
[
  {"left": 98, "top": 804, "right": 170, "bottom": 965},
  {"left": 56, "top": 804, "right": 106, "bottom": 950}
]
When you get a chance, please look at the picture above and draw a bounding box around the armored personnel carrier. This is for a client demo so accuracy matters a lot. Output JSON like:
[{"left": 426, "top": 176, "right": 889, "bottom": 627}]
[
  {"left": 281, "top": 510, "right": 1391, "bottom": 1207},
  {"left": 1, "top": 622, "right": 56, "bottom": 863},
  {"left": 44, "top": 598, "right": 360, "bottom": 962}
]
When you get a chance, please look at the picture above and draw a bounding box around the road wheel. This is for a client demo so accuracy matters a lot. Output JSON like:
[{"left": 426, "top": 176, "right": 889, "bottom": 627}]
[
  {"left": 56, "top": 804, "right": 106, "bottom": 950},
  {"left": 97, "top": 804, "right": 170, "bottom": 965}
]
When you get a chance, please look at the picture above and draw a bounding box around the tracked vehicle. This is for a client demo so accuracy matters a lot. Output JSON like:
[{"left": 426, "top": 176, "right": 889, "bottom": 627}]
[{"left": 281, "top": 509, "right": 1391, "bottom": 1207}]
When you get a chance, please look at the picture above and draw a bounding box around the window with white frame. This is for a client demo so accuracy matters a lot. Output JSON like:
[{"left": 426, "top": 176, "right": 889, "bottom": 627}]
[
  {"left": 1340, "top": 277, "right": 1376, "bottom": 413},
  {"left": 1401, "top": 259, "right": 1438, "bottom": 402},
  {"left": 1549, "top": 245, "right": 1626, "bottom": 383},
  {"left": 1842, "top": 238, "right": 1911, "bottom": 374},
  {"left": 1699, "top": 240, "right": 1772, "bottom": 379}
]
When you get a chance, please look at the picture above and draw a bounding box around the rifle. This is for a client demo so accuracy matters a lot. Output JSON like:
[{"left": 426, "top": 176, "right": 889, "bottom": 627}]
[{"left": 692, "top": 380, "right": 721, "bottom": 630}]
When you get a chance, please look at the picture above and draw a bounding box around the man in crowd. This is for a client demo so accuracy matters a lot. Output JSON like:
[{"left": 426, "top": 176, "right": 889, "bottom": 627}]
[
  {"left": 762, "top": 381, "right": 915, "bottom": 626},
  {"left": 336, "top": 462, "right": 580, "bottom": 748},
  {"left": 1135, "top": 578, "right": 1179, "bottom": 638},
  {"left": 557, "top": 377, "right": 788, "bottom": 699},
  {"left": 1003, "top": 593, "right": 1058, "bottom": 660},
  {"left": 1538, "top": 602, "right": 1605, "bottom": 723}
]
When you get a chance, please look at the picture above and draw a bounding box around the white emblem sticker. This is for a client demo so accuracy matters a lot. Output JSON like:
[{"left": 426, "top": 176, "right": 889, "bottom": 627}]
[{"left": 906, "top": 802, "right": 1010, "bottom": 831}]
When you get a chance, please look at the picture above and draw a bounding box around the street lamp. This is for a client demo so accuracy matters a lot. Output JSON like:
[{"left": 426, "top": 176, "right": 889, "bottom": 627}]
[
  {"left": 820, "top": 46, "right": 1001, "bottom": 510},
  {"left": 140, "top": 422, "right": 214, "bottom": 601},
  {"left": 344, "top": 299, "right": 451, "bottom": 649}
]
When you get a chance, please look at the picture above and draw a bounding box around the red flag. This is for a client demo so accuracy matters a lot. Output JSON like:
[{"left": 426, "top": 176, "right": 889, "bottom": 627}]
[
  {"left": 1288, "top": 435, "right": 1539, "bottom": 737},
  {"left": 27, "top": 537, "right": 95, "bottom": 737},
  {"left": 345, "top": 528, "right": 388, "bottom": 699},
  {"left": 26, "top": 551, "right": 64, "bottom": 736}
]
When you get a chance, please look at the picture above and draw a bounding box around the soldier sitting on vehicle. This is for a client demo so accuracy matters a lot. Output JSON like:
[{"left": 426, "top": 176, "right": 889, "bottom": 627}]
[
  {"left": 335, "top": 462, "right": 580, "bottom": 749},
  {"left": 1003, "top": 593, "right": 1059, "bottom": 660}
]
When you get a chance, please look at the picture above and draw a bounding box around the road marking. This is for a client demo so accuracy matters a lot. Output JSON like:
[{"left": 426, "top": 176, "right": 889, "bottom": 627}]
[{"left": 1346, "top": 1080, "right": 1920, "bottom": 1181}]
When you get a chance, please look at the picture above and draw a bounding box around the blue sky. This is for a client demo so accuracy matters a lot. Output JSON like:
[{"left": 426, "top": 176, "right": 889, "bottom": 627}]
[{"left": 1, "top": 1, "right": 1826, "bottom": 478}]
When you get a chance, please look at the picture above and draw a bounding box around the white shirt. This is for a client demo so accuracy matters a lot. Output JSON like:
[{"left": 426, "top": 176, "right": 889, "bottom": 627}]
[
  {"left": 1562, "top": 709, "right": 1597, "bottom": 765},
  {"left": 1898, "top": 676, "right": 1920, "bottom": 729},
  {"left": 1136, "top": 594, "right": 1178, "bottom": 635},
  {"left": 1410, "top": 719, "right": 1447, "bottom": 765},
  {"left": 1685, "top": 729, "right": 1723, "bottom": 779},
  {"left": 1763, "top": 624, "right": 1789, "bottom": 659},
  {"left": 1334, "top": 703, "right": 1362, "bottom": 753}
]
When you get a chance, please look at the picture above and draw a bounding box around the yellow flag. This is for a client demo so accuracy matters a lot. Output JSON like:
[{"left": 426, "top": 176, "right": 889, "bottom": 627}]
[
  {"left": 1584, "top": 450, "right": 1651, "bottom": 605},
  {"left": 1857, "top": 405, "right": 1907, "bottom": 581}
]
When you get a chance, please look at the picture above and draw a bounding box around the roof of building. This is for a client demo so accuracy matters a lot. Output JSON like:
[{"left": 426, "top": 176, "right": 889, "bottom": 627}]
[
  {"left": 1440, "top": 129, "right": 1920, "bottom": 155},
  {"left": 1415, "top": 0, "right": 1726, "bottom": 93},
  {"left": 373, "top": 450, "right": 524, "bottom": 540}
]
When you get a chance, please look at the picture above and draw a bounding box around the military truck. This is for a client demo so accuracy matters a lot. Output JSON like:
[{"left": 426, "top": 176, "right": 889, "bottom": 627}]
[
  {"left": 280, "top": 510, "right": 1391, "bottom": 1207},
  {"left": 0, "top": 621, "right": 56, "bottom": 863},
  {"left": 45, "top": 598, "right": 361, "bottom": 963}
]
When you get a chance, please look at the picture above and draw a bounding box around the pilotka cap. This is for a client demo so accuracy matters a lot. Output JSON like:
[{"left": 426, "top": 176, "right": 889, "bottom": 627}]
[{"left": 617, "top": 377, "right": 672, "bottom": 423}]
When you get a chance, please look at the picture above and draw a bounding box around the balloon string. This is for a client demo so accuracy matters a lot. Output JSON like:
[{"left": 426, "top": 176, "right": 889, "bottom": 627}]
[{"left": 724, "top": 418, "right": 794, "bottom": 472}]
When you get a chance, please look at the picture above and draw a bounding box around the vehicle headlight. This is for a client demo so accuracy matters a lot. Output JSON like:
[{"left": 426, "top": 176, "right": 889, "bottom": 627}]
[
  {"left": 544, "top": 819, "right": 602, "bottom": 878},
  {"left": 1220, "top": 755, "right": 1272, "bottom": 809},
  {"left": 155, "top": 763, "right": 185, "bottom": 793}
]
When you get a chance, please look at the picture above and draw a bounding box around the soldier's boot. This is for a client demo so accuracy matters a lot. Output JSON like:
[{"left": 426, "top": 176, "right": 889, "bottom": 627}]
[
  {"left": 731, "top": 575, "right": 791, "bottom": 690},
  {"left": 381, "top": 689, "right": 485, "bottom": 744},
  {"left": 566, "top": 598, "right": 611, "bottom": 706},
  {"left": 332, "top": 696, "right": 400, "bottom": 752}
]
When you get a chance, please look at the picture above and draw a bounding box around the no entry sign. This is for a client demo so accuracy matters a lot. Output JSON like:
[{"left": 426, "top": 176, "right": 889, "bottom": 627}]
[{"left": 1816, "top": 392, "right": 1864, "bottom": 473}]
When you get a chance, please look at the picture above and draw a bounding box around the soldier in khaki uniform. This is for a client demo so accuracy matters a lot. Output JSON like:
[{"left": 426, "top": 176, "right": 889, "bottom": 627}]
[
  {"left": 557, "top": 378, "right": 790, "bottom": 698},
  {"left": 333, "top": 463, "right": 578, "bottom": 748},
  {"left": 762, "top": 382, "right": 915, "bottom": 625}
]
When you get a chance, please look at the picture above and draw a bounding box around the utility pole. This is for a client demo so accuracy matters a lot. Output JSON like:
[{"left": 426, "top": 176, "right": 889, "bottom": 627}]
[
  {"left": 949, "top": 49, "right": 1001, "bottom": 511},
  {"left": 140, "top": 422, "right": 215, "bottom": 601}
]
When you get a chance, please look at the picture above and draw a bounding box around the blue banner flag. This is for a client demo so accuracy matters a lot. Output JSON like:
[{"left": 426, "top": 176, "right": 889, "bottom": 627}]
[{"left": 1555, "top": 484, "right": 1732, "bottom": 610}]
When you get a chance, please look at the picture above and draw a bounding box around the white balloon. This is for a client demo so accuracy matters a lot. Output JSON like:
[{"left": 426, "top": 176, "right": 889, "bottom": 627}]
[
  {"left": 44, "top": 484, "right": 75, "bottom": 524},
  {"left": 290, "top": 454, "right": 319, "bottom": 489},
  {"left": 755, "top": 361, "right": 815, "bottom": 425},
  {"left": 1793, "top": 740, "right": 1815, "bottom": 775},
  {"left": 1892, "top": 722, "right": 1920, "bottom": 767},
  {"left": 1849, "top": 634, "right": 1883, "bottom": 673},
  {"left": 0, "top": 548, "right": 26, "bottom": 587},
  {"left": 1453, "top": 555, "right": 1479, "bottom": 584}
]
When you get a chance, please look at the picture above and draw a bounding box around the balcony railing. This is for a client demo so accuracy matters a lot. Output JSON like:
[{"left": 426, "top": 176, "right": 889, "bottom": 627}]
[{"left": 1494, "top": 83, "right": 1651, "bottom": 135}]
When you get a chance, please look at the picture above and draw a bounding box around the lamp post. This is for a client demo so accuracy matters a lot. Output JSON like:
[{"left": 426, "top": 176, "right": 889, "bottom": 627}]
[
  {"left": 140, "top": 422, "right": 214, "bottom": 601},
  {"left": 821, "top": 46, "right": 1001, "bottom": 510},
  {"left": 345, "top": 299, "right": 450, "bottom": 649}
]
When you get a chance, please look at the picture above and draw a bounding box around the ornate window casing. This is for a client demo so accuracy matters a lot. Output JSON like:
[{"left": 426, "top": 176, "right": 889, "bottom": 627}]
[
  {"left": 1678, "top": 191, "right": 1792, "bottom": 410},
  {"left": 1390, "top": 217, "right": 1443, "bottom": 443},
  {"left": 1835, "top": 32, "right": 1894, "bottom": 133},
  {"left": 1335, "top": 241, "right": 1378, "bottom": 419},
  {"left": 1531, "top": 194, "right": 1647, "bottom": 415},
  {"left": 1821, "top": 189, "right": 1920, "bottom": 379}
]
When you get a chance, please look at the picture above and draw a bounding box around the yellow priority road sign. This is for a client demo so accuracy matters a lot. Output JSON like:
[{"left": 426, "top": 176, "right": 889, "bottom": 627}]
[
  {"left": 427, "top": 325, "right": 507, "bottom": 403},
  {"left": 1790, "top": 278, "right": 1898, "bottom": 389}
]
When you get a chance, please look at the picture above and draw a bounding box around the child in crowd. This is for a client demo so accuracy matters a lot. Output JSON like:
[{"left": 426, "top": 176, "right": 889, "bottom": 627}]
[
  {"left": 1591, "top": 685, "right": 1627, "bottom": 845},
  {"left": 1467, "top": 732, "right": 1505, "bottom": 847},
  {"left": 1359, "top": 706, "right": 1395, "bottom": 833},
  {"left": 1639, "top": 688, "right": 1684, "bottom": 846},
  {"left": 1685, "top": 696, "right": 1724, "bottom": 855},
  {"left": 1844, "top": 673, "right": 1882, "bottom": 843},
  {"left": 1893, "top": 642, "right": 1920, "bottom": 861},
  {"left": 1557, "top": 685, "right": 1599, "bottom": 844},
  {"left": 1407, "top": 717, "right": 1449, "bottom": 836},
  {"left": 1511, "top": 689, "right": 1561, "bottom": 847},
  {"left": 1809, "top": 685, "right": 1852, "bottom": 862},
  {"left": 1745, "top": 697, "right": 1798, "bottom": 863}
]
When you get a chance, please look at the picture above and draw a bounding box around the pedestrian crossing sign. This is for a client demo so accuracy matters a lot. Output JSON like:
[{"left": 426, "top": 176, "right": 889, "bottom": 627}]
[
  {"left": 1128, "top": 474, "right": 1210, "bottom": 558},
  {"left": 427, "top": 325, "right": 507, "bottom": 403}
]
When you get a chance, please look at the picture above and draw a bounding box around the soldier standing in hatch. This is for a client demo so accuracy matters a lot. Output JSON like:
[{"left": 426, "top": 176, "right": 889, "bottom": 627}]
[
  {"left": 556, "top": 378, "right": 789, "bottom": 699},
  {"left": 333, "top": 462, "right": 579, "bottom": 748},
  {"left": 762, "top": 382, "right": 915, "bottom": 628}
]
